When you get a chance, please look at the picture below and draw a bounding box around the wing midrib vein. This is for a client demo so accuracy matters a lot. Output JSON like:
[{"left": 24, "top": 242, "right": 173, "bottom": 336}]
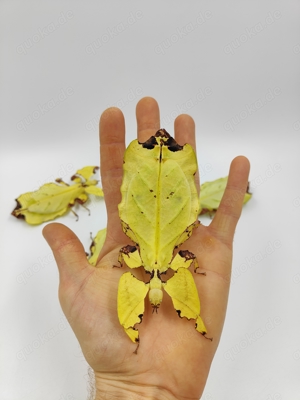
[{"left": 155, "top": 144, "right": 162, "bottom": 263}]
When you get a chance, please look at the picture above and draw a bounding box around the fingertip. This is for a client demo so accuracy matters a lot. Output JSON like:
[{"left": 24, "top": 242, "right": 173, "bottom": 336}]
[
  {"left": 231, "top": 155, "right": 250, "bottom": 172},
  {"left": 100, "top": 106, "right": 123, "bottom": 124},
  {"left": 174, "top": 114, "right": 196, "bottom": 147},
  {"left": 174, "top": 114, "right": 195, "bottom": 129},
  {"left": 136, "top": 97, "right": 159, "bottom": 115},
  {"left": 99, "top": 107, "right": 125, "bottom": 145},
  {"left": 42, "top": 222, "right": 65, "bottom": 245},
  {"left": 228, "top": 156, "right": 251, "bottom": 187},
  {"left": 42, "top": 222, "right": 87, "bottom": 276},
  {"left": 42, "top": 222, "right": 75, "bottom": 245}
]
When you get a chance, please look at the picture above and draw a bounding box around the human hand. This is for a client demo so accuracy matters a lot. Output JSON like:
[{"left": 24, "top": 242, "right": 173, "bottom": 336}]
[{"left": 43, "top": 97, "right": 250, "bottom": 400}]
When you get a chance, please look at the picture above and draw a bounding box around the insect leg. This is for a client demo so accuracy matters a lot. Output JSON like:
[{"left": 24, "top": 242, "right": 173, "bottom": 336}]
[
  {"left": 117, "top": 245, "right": 143, "bottom": 269},
  {"left": 78, "top": 203, "right": 91, "bottom": 215},
  {"left": 68, "top": 194, "right": 89, "bottom": 221},
  {"left": 169, "top": 249, "right": 202, "bottom": 273},
  {"left": 69, "top": 208, "right": 79, "bottom": 221},
  {"left": 118, "top": 272, "right": 149, "bottom": 345},
  {"left": 55, "top": 178, "right": 69, "bottom": 186},
  {"left": 76, "top": 194, "right": 90, "bottom": 215},
  {"left": 163, "top": 268, "right": 211, "bottom": 340}
]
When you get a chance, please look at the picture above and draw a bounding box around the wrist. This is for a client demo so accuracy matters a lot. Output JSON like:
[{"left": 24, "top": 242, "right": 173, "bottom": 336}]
[{"left": 94, "top": 374, "right": 178, "bottom": 400}]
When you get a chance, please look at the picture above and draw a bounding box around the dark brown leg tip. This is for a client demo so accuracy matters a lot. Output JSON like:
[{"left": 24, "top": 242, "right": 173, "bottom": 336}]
[
  {"left": 133, "top": 342, "right": 139, "bottom": 354},
  {"left": 203, "top": 333, "right": 213, "bottom": 342}
]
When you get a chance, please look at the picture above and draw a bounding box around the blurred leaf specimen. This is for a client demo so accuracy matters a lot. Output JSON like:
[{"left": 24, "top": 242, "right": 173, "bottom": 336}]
[
  {"left": 199, "top": 176, "right": 251, "bottom": 216},
  {"left": 11, "top": 166, "right": 104, "bottom": 225}
]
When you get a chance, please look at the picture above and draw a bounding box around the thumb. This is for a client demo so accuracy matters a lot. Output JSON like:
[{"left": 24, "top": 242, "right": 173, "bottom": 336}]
[{"left": 42, "top": 222, "right": 91, "bottom": 286}]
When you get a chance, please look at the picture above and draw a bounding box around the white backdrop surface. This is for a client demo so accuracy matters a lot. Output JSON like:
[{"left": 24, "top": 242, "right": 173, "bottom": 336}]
[{"left": 0, "top": 1, "right": 300, "bottom": 399}]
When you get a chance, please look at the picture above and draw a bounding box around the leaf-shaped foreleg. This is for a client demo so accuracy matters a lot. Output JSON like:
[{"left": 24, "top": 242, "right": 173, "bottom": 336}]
[
  {"left": 169, "top": 249, "right": 199, "bottom": 272},
  {"left": 117, "top": 272, "right": 149, "bottom": 343},
  {"left": 118, "top": 245, "right": 143, "bottom": 269},
  {"left": 163, "top": 268, "right": 208, "bottom": 337}
]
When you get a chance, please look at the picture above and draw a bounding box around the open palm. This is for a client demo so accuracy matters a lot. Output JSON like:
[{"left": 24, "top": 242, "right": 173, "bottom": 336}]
[{"left": 43, "top": 97, "right": 250, "bottom": 400}]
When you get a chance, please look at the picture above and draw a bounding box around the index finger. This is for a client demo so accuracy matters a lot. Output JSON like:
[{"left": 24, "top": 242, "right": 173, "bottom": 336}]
[{"left": 99, "top": 107, "right": 126, "bottom": 245}]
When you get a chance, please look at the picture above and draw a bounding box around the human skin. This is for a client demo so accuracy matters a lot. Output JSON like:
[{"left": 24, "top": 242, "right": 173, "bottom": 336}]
[{"left": 43, "top": 97, "right": 250, "bottom": 400}]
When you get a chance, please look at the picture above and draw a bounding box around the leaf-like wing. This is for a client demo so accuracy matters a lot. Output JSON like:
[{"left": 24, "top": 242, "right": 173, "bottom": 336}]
[
  {"left": 12, "top": 182, "right": 85, "bottom": 224},
  {"left": 26, "top": 183, "right": 85, "bottom": 213},
  {"left": 84, "top": 186, "right": 104, "bottom": 196},
  {"left": 118, "top": 139, "right": 159, "bottom": 263},
  {"left": 13, "top": 207, "right": 69, "bottom": 225},
  {"left": 118, "top": 134, "right": 198, "bottom": 273}
]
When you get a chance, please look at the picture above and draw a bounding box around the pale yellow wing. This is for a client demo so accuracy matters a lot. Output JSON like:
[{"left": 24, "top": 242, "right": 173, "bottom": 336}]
[{"left": 118, "top": 130, "right": 199, "bottom": 273}]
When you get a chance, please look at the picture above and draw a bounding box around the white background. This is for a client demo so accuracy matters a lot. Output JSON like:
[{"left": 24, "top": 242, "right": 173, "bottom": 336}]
[{"left": 0, "top": 1, "right": 300, "bottom": 399}]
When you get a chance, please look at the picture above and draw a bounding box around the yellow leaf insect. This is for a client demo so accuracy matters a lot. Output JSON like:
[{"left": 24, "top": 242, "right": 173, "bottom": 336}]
[
  {"left": 11, "top": 166, "right": 104, "bottom": 225},
  {"left": 117, "top": 129, "right": 212, "bottom": 345}
]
